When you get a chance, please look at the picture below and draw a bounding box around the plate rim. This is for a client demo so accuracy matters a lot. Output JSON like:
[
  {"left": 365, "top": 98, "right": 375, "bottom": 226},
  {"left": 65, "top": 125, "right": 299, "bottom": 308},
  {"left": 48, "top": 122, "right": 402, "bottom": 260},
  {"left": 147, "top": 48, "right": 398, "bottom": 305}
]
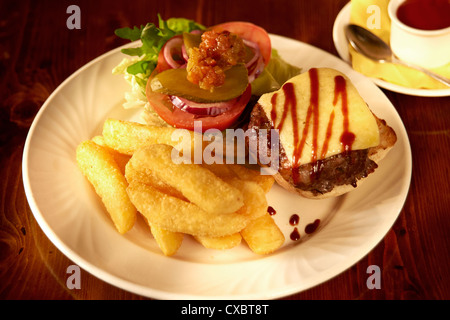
[
  {"left": 22, "top": 33, "right": 412, "bottom": 300},
  {"left": 333, "top": 1, "right": 450, "bottom": 97}
]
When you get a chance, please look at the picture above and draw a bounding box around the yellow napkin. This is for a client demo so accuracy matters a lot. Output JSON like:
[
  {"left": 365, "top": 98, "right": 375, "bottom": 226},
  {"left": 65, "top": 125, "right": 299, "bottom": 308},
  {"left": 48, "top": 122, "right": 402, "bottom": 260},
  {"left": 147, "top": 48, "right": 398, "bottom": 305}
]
[{"left": 349, "top": 0, "right": 450, "bottom": 89}]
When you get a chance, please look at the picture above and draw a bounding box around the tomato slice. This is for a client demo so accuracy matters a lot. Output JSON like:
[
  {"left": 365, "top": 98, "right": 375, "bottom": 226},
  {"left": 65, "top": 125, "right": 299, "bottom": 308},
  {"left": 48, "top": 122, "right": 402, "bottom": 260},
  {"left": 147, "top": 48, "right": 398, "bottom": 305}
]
[
  {"left": 146, "top": 82, "right": 251, "bottom": 132},
  {"left": 210, "top": 21, "right": 272, "bottom": 67},
  {"left": 150, "top": 21, "right": 268, "bottom": 132}
]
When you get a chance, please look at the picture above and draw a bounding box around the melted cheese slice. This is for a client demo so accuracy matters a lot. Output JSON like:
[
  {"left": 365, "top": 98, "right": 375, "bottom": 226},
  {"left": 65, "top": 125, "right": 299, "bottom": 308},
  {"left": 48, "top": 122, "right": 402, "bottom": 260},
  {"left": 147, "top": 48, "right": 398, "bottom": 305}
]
[{"left": 258, "top": 68, "right": 380, "bottom": 165}]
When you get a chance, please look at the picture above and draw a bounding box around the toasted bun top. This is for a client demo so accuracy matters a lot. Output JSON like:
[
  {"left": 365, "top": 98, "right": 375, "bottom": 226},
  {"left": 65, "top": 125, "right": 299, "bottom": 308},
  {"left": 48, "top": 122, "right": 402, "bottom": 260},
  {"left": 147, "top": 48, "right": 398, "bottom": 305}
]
[{"left": 257, "top": 68, "right": 380, "bottom": 166}]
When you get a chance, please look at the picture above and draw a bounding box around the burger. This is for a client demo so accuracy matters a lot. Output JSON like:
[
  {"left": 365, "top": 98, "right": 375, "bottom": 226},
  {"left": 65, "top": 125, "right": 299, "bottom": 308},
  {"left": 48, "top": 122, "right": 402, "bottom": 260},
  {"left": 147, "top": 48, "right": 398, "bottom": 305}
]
[{"left": 247, "top": 67, "right": 397, "bottom": 199}]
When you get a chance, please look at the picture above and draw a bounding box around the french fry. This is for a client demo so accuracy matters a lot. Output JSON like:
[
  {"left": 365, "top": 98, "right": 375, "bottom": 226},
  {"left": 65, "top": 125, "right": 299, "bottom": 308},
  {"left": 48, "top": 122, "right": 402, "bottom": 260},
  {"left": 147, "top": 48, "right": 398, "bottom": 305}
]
[
  {"left": 91, "top": 135, "right": 131, "bottom": 174},
  {"left": 148, "top": 221, "right": 184, "bottom": 256},
  {"left": 225, "top": 178, "right": 268, "bottom": 221},
  {"left": 124, "top": 153, "right": 185, "bottom": 256},
  {"left": 240, "top": 212, "right": 285, "bottom": 255},
  {"left": 127, "top": 181, "right": 249, "bottom": 237},
  {"left": 91, "top": 135, "right": 105, "bottom": 145},
  {"left": 228, "top": 164, "right": 275, "bottom": 193},
  {"left": 200, "top": 162, "right": 238, "bottom": 181},
  {"left": 76, "top": 117, "right": 285, "bottom": 256},
  {"left": 102, "top": 118, "right": 202, "bottom": 157},
  {"left": 127, "top": 159, "right": 184, "bottom": 255},
  {"left": 129, "top": 144, "right": 244, "bottom": 214},
  {"left": 76, "top": 140, "right": 136, "bottom": 234},
  {"left": 194, "top": 233, "right": 242, "bottom": 250},
  {"left": 124, "top": 158, "right": 187, "bottom": 201}
]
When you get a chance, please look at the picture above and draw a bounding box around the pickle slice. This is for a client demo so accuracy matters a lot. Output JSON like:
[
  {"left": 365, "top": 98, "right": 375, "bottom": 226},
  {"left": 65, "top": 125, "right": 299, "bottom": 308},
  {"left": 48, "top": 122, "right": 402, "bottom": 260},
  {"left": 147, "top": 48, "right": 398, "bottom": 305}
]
[
  {"left": 182, "top": 32, "right": 202, "bottom": 56},
  {"left": 150, "top": 64, "right": 249, "bottom": 103}
]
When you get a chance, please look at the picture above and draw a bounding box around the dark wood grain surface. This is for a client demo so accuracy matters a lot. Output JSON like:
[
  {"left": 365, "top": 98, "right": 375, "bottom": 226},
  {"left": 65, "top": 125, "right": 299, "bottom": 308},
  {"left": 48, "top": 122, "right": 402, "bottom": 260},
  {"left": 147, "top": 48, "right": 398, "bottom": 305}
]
[{"left": 1, "top": 0, "right": 449, "bottom": 300}]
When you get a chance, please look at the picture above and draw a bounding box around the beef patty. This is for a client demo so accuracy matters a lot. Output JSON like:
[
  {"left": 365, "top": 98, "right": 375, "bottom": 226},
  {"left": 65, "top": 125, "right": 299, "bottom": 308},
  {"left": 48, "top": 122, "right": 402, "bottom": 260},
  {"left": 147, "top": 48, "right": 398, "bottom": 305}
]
[{"left": 247, "top": 103, "right": 378, "bottom": 195}]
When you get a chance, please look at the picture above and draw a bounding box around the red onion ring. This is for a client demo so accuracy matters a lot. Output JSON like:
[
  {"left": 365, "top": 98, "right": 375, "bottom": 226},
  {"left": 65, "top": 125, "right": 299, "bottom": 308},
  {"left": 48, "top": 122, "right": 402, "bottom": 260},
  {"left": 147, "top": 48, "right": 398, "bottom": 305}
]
[
  {"left": 170, "top": 95, "right": 237, "bottom": 116},
  {"left": 163, "top": 36, "right": 186, "bottom": 69},
  {"left": 181, "top": 44, "right": 189, "bottom": 61},
  {"left": 243, "top": 39, "right": 260, "bottom": 68},
  {"left": 243, "top": 39, "right": 264, "bottom": 82}
]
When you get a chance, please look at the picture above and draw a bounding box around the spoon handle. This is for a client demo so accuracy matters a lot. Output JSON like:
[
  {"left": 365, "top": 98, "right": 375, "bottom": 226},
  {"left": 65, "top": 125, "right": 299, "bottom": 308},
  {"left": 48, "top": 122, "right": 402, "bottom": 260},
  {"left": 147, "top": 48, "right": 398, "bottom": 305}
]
[{"left": 391, "top": 56, "right": 450, "bottom": 87}]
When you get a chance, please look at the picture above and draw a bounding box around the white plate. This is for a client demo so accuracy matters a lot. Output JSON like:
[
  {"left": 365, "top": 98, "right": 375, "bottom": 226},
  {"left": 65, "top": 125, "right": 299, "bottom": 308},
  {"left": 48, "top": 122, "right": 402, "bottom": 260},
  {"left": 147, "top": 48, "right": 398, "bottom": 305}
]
[
  {"left": 333, "top": 2, "right": 450, "bottom": 97},
  {"left": 22, "top": 34, "right": 412, "bottom": 300}
]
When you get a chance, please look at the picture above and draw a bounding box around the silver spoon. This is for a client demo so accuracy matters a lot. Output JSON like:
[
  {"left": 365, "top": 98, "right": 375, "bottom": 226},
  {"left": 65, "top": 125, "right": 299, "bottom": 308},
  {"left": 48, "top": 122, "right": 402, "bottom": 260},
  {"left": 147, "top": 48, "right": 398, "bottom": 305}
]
[{"left": 345, "top": 24, "right": 450, "bottom": 87}]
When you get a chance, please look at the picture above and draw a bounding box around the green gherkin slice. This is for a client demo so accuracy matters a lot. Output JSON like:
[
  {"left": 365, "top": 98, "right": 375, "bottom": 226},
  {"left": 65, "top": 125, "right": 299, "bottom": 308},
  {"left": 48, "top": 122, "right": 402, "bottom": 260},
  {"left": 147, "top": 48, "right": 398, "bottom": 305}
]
[
  {"left": 150, "top": 64, "right": 249, "bottom": 103},
  {"left": 182, "top": 32, "right": 202, "bottom": 56}
]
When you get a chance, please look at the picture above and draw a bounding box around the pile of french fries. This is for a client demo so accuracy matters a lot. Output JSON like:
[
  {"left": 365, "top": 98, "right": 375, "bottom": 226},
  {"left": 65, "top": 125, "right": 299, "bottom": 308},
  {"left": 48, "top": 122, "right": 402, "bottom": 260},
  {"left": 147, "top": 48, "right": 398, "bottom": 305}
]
[{"left": 76, "top": 119, "right": 284, "bottom": 256}]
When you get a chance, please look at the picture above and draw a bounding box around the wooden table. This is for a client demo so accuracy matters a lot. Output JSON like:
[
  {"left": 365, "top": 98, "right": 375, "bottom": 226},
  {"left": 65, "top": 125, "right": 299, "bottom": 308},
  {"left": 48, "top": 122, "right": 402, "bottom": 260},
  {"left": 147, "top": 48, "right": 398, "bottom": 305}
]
[{"left": 1, "top": 0, "right": 449, "bottom": 300}]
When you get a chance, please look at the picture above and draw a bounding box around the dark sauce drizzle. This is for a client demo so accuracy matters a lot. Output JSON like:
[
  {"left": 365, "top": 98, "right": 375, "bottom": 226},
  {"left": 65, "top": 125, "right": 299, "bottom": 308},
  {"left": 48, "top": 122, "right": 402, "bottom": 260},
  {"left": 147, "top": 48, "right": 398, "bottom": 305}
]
[
  {"left": 289, "top": 213, "right": 301, "bottom": 241},
  {"left": 289, "top": 214, "right": 299, "bottom": 226},
  {"left": 305, "top": 219, "right": 321, "bottom": 234},
  {"left": 268, "top": 69, "right": 355, "bottom": 241},
  {"left": 270, "top": 93, "right": 278, "bottom": 126},
  {"left": 290, "top": 228, "right": 300, "bottom": 241},
  {"left": 334, "top": 75, "right": 355, "bottom": 152},
  {"left": 270, "top": 68, "right": 356, "bottom": 186}
]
